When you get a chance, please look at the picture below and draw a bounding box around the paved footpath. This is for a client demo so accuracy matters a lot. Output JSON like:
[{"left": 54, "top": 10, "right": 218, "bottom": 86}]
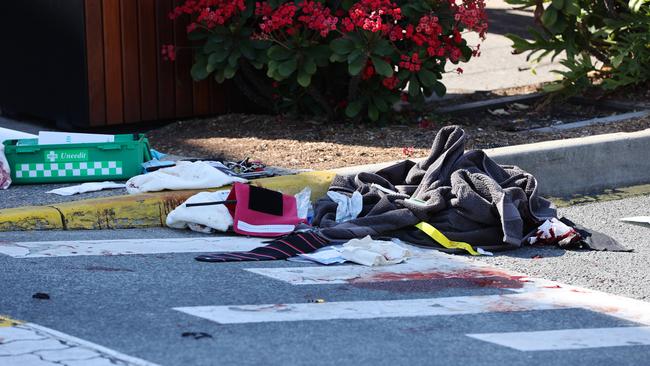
[{"left": 1, "top": 195, "right": 650, "bottom": 366}]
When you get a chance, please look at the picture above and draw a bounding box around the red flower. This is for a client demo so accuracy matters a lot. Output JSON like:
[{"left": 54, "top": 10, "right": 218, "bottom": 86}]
[
  {"left": 161, "top": 44, "right": 176, "bottom": 61},
  {"left": 382, "top": 76, "right": 399, "bottom": 90}
]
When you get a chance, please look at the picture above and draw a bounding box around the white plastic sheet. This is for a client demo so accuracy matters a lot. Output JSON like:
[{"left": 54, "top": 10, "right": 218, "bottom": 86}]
[
  {"left": 126, "top": 161, "right": 245, "bottom": 194},
  {"left": 46, "top": 182, "right": 125, "bottom": 196}
]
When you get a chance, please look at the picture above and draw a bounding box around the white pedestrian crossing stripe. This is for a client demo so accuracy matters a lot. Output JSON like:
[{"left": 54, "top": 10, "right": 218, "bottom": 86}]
[
  {"left": 467, "top": 326, "right": 650, "bottom": 351},
  {"left": 176, "top": 250, "right": 650, "bottom": 351},
  {"left": 0, "top": 318, "right": 158, "bottom": 365},
  {"left": 0, "top": 236, "right": 266, "bottom": 258},
  {"left": 174, "top": 293, "right": 565, "bottom": 324}
]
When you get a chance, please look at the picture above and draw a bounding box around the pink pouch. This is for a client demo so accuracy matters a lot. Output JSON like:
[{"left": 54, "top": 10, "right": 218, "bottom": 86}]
[{"left": 226, "top": 182, "right": 306, "bottom": 237}]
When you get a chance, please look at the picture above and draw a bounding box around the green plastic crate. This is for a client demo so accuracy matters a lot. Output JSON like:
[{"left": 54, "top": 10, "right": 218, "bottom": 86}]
[{"left": 3, "top": 134, "right": 152, "bottom": 184}]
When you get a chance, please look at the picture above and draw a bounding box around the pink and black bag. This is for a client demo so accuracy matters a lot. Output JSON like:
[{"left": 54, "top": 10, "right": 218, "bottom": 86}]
[{"left": 225, "top": 182, "right": 307, "bottom": 237}]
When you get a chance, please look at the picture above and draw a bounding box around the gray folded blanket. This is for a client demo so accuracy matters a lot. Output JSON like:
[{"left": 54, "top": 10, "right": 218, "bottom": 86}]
[{"left": 313, "top": 126, "right": 557, "bottom": 252}]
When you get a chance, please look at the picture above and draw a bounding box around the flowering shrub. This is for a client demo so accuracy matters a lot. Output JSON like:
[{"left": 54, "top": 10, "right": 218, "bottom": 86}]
[
  {"left": 506, "top": 0, "right": 650, "bottom": 95},
  {"left": 166, "top": 0, "right": 487, "bottom": 121}
]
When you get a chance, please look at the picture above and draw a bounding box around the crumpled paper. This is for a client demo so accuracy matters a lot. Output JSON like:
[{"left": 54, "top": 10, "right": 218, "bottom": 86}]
[
  {"left": 528, "top": 218, "right": 580, "bottom": 246},
  {"left": 166, "top": 190, "right": 232, "bottom": 233},
  {"left": 126, "top": 161, "right": 246, "bottom": 194},
  {"left": 341, "top": 235, "right": 412, "bottom": 266},
  {"left": 46, "top": 181, "right": 125, "bottom": 196},
  {"left": 0, "top": 143, "right": 11, "bottom": 190},
  {"left": 327, "top": 190, "right": 363, "bottom": 223}
]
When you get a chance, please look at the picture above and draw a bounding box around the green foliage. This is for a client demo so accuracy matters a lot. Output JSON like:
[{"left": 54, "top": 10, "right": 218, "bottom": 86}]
[{"left": 505, "top": 0, "right": 650, "bottom": 95}]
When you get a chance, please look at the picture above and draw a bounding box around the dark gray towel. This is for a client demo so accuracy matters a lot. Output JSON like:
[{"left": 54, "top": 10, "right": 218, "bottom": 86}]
[{"left": 313, "top": 126, "right": 557, "bottom": 252}]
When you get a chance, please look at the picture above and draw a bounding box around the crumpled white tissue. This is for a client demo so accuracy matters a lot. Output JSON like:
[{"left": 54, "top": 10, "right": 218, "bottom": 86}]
[
  {"left": 126, "top": 161, "right": 246, "bottom": 194},
  {"left": 327, "top": 190, "right": 362, "bottom": 223},
  {"left": 0, "top": 143, "right": 10, "bottom": 190},
  {"left": 528, "top": 218, "right": 580, "bottom": 246},
  {"left": 341, "top": 236, "right": 411, "bottom": 266},
  {"left": 166, "top": 190, "right": 232, "bottom": 233},
  {"left": 46, "top": 181, "right": 125, "bottom": 196}
]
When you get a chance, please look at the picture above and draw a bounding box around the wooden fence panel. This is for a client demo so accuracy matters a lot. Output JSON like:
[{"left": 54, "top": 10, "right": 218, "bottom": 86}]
[
  {"left": 120, "top": 0, "right": 142, "bottom": 123},
  {"left": 102, "top": 0, "right": 124, "bottom": 124},
  {"left": 138, "top": 0, "right": 159, "bottom": 121},
  {"left": 85, "top": 0, "right": 230, "bottom": 125},
  {"left": 84, "top": 0, "right": 106, "bottom": 126}
]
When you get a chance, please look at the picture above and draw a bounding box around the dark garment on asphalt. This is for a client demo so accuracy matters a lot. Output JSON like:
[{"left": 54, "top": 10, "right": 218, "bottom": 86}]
[
  {"left": 195, "top": 231, "right": 330, "bottom": 262},
  {"left": 559, "top": 217, "right": 631, "bottom": 252},
  {"left": 312, "top": 126, "right": 557, "bottom": 252}
]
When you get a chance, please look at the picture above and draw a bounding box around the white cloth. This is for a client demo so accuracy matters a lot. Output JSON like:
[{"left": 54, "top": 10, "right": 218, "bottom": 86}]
[
  {"left": 126, "top": 161, "right": 245, "bottom": 194},
  {"left": 528, "top": 218, "right": 579, "bottom": 246},
  {"left": 340, "top": 236, "right": 411, "bottom": 266},
  {"left": 0, "top": 143, "right": 11, "bottom": 190},
  {"left": 166, "top": 190, "right": 232, "bottom": 232},
  {"left": 46, "top": 181, "right": 125, "bottom": 196},
  {"left": 327, "top": 190, "right": 363, "bottom": 223}
]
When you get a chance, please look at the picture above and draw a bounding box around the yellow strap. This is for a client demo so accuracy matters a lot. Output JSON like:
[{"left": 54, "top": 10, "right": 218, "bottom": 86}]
[
  {"left": 415, "top": 222, "right": 481, "bottom": 256},
  {"left": 0, "top": 315, "right": 23, "bottom": 327}
]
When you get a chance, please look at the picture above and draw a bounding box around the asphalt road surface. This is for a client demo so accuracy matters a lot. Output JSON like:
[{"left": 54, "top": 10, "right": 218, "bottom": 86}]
[{"left": 1, "top": 195, "right": 650, "bottom": 366}]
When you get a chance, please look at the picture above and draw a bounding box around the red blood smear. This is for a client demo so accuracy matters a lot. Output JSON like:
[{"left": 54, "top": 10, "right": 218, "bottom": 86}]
[{"left": 349, "top": 268, "right": 527, "bottom": 293}]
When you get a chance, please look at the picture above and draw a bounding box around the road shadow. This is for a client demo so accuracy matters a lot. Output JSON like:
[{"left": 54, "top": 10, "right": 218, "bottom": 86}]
[{"left": 485, "top": 7, "right": 539, "bottom": 39}]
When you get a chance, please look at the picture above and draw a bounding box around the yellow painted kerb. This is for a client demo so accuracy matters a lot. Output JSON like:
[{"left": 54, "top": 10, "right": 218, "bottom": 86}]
[{"left": 0, "top": 170, "right": 337, "bottom": 231}]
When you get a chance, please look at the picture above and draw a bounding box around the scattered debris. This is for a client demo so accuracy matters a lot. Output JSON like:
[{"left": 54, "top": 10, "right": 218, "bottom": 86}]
[
  {"left": 32, "top": 292, "right": 50, "bottom": 300},
  {"left": 511, "top": 103, "right": 530, "bottom": 110},
  {"left": 488, "top": 108, "right": 510, "bottom": 116},
  {"left": 181, "top": 332, "right": 213, "bottom": 340}
]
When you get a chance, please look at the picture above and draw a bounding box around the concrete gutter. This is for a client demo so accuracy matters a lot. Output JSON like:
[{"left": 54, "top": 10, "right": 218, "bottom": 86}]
[{"left": 1, "top": 129, "right": 649, "bottom": 231}]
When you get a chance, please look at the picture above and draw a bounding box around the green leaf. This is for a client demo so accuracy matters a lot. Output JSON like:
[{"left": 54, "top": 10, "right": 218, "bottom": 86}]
[
  {"left": 268, "top": 45, "right": 293, "bottom": 61},
  {"left": 278, "top": 58, "right": 298, "bottom": 77},
  {"left": 548, "top": 14, "right": 567, "bottom": 33},
  {"left": 542, "top": 83, "right": 565, "bottom": 92},
  {"left": 303, "top": 58, "right": 317, "bottom": 75},
  {"left": 371, "top": 56, "right": 393, "bottom": 77},
  {"left": 564, "top": 0, "right": 580, "bottom": 15},
  {"left": 368, "top": 103, "right": 379, "bottom": 121},
  {"left": 330, "top": 38, "right": 355, "bottom": 55},
  {"left": 330, "top": 53, "right": 347, "bottom": 62},
  {"left": 208, "top": 51, "right": 229, "bottom": 66},
  {"left": 297, "top": 71, "right": 312, "bottom": 87},
  {"left": 345, "top": 100, "right": 363, "bottom": 118},
  {"left": 552, "top": 0, "right": 564, "bottom": 9},
  {"left": 191, "top": 56, "right": 209, "bottom": 81},
  {"left": 373, "top": 39, "right": 393, "bottom": 56},
  {"left": 240, "top": 41, "right": 256, "bottom": 59},
  {"left": 348, "top": 56, "right": 366, "bottom": 76},
  {"left": 408, "top": 77, "right": 420, "bottom": 97},
  {"left": 432, "top": 81, "right": 446, "bottom": 97},
  {"left": 223, "top": 65, "right": 237, "bottom": 79},
  {"left": 227, "top": 50, "right": 240, "bottom": 67},
  {"left": 418, "top": 69, "right": 436, "bottom": 88},
  {"left": 541, "top": 7, "right": 558, "bottom": 28},
  {"left": 214, "top": 69, "right": 225, "bottom": 83}
]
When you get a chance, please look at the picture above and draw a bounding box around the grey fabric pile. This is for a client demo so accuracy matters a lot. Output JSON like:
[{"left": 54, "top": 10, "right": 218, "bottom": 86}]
[{"left": 313, "top": 126, "right": 557, "bottom": 252}]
